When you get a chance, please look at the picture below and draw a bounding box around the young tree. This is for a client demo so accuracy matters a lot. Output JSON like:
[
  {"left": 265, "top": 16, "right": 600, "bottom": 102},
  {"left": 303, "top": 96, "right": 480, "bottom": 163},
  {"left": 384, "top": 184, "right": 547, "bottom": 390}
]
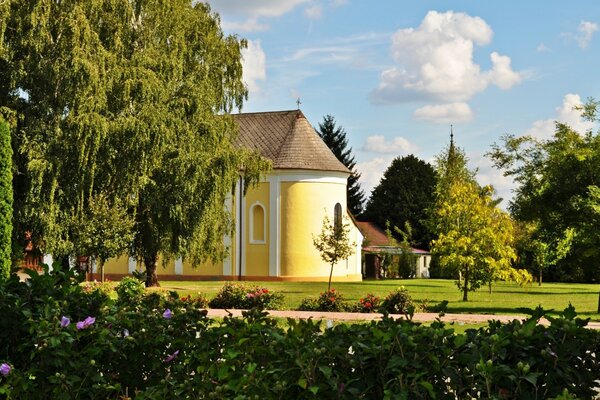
[
  {"left": 317, "top": 115, "right": 366, "bottom": 215},
  {"left": 72, "top": 194, "right": 134, "bottom": 282},
  {"left": 2, "top": 1, "right": 267, "bottom": 285},
  {"left": 431, "top": 180, "right": 519, "bottom": 301},
  {"left": 0, "top": 118, "right": 11, "bottom": 280},
  {"left": 313, "top": 214, "right": 356, "bottom": 291},
  {"left": 364, "top": 155, "right": 437, "bottom": 249}
]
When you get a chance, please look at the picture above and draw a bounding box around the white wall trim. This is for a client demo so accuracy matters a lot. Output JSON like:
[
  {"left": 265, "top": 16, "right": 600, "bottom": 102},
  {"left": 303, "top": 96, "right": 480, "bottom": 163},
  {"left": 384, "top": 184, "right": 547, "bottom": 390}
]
[
  {"left": 234, "top": 179, "right": 242, "bottom": 279},
  {"left": 268, "top": 175, "right": 280, "bottom": 277},
  {"left": 43, "top": 255, "right": 53, "bottom": 271},
  {"left": 174, "top": 258, "right": 183, "bottom": 275},
  {"left": 241, "top": 179, "right": 247, "bottom": 277},
  {"left": 270, "top": 169, "right": 349, "bottom": 184},
  {"left": 249, "top": 201, "right": 266, "bottom": 244},
  {"left": 223, "top": 192, "right": 233, "bottom": 276},
  {"left": 128, "top": 257, "right": 137, "bottom": 274}
]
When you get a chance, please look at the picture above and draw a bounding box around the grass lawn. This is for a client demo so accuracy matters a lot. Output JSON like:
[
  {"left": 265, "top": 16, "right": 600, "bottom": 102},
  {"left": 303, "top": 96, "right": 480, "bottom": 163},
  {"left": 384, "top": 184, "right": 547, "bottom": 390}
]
[{"left": 159, "top": 278, "right": 600, "bottom": 320}]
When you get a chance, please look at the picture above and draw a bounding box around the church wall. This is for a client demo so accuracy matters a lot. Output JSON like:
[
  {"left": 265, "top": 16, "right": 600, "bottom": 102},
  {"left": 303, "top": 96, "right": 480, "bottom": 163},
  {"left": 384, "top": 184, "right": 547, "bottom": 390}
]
[{"left": 244, "top": 182, "right": 270, "bottom": 277}]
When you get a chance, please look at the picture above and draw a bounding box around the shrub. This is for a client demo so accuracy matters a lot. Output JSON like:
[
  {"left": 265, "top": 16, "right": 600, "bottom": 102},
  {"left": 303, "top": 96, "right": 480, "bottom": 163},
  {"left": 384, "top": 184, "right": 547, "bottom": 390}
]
[
  {"left": 0, "top": 270, "right": 599, "bottom": 400},
  {"left": 115, "top": 276, "right": 145, "bottom": 304},
  {"left": 180, "top": 293, "right": 209, "bottom": 308},
  {"left": 356, "top": 293, "right": 380, "bottom": 313},
  {"left": 298, "top": 288, "right": 347, "bottom": 312},
  {"left": 208, "top": 282, "right": 283, "bottom": 310},
  {"left": 379, "top": 287, "right": 415, "bottom": 314},
  {"left": 81, "top": 280, "right": 115, "bottom": 298}
]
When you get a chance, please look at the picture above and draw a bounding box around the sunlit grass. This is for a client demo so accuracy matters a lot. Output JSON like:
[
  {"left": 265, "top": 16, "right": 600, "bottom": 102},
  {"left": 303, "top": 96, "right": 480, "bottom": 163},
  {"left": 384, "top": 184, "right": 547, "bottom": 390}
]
[{"left": 158, "top": 278, "right": 600, "bottom": 320}]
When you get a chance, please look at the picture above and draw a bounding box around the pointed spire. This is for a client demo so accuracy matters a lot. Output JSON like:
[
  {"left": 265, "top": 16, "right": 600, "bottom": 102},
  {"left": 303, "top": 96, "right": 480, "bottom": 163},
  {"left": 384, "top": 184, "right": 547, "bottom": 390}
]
[{"left": 450, "top": 124, "right": 454, "bottom": 146}]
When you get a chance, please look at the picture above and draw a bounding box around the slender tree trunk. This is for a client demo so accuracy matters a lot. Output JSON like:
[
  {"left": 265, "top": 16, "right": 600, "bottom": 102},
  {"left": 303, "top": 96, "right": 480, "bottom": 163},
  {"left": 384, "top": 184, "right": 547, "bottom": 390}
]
[
  {"left": 538, "top": 269, "right": 542, "bottom": 286},
  {"left": 597, "top": 291, "right": 600, "bottom": 314},
  {"left": 328, "top": 263, "right": 334, "bottom": 291},
  {"left": 462, "top": 266, "right": 469, "bottom": 301},
  {"left": 144, "top": 254, "right": 160, "bottom": 287}
]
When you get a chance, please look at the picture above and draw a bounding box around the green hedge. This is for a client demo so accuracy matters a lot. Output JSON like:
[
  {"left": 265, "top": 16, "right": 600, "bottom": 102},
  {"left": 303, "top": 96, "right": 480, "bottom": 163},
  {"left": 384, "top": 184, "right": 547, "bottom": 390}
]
[{"left": 0, "top": 268, "right": 598, "bottom": 399}]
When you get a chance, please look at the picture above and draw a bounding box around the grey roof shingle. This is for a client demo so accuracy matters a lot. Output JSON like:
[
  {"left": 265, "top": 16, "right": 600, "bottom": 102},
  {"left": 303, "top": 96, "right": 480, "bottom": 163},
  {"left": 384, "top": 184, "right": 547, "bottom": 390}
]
[{"left": 234, "top": 110, "right": 350, "bottom": 174}]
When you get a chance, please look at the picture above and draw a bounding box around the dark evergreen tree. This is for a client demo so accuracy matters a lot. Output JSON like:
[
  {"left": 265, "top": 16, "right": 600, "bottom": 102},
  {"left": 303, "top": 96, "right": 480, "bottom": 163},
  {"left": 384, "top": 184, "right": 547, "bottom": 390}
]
[
  {"left": 0, "top": 118, "right": 12, "bottom": 280},
  {"left": 364, "top": 155, "right": 437, "bottom": 249},
  {"left": 317, "top": 115, "right": 366, "bottom": 215}
]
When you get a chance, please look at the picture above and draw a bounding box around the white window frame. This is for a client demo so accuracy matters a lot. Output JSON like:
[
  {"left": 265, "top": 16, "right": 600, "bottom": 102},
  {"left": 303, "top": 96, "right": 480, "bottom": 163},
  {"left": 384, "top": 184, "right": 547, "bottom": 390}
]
[{"left": 249, "top": 201, "right": 267, "bottom": 244}]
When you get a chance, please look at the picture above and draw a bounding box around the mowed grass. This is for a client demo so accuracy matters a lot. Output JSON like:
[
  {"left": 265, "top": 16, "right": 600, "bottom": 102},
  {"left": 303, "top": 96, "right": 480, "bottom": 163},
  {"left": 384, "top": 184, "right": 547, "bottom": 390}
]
[{"left": 159, "top": 279, "right": 600, "bottom": 320}]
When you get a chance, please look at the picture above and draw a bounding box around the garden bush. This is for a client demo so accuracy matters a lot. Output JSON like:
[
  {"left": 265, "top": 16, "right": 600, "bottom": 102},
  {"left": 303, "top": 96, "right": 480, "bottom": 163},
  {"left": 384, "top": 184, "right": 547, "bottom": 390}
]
[
  {"left": 208, "top": 282, "right": 283, "bottom": 310},
  {"left": 379, "top": 286, "right": 415, "bottom": 314},
  {"left": 355, "top": 293, "right": 381, "bottom": 313},
  {"left": 298, "top": 288, "right": 347, "bottom": 312},
  {"left": 115, "top": 276, "right": 145, "bottom": 304},
  {"left": 0, "top": 270, "right": 599, "bottom": 399}
]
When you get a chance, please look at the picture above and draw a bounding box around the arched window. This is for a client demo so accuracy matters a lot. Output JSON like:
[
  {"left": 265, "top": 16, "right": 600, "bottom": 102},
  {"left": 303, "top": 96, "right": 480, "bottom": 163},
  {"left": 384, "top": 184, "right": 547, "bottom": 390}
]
[
  {"left": 250, "top": 202, "right": 266, "bottom": 244},
  {"left": 334, "top": 202, "right": 342, "bottom": 233}
]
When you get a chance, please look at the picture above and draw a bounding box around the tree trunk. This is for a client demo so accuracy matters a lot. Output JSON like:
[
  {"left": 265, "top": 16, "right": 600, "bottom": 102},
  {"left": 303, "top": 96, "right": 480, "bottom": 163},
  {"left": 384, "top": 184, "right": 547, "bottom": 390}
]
[
  {"left": 144, "top": 254, "right": 160, "bottom": 287},
  {"left": 328, "top": 263, "right": 334, "bottom": 291},
  {"left": 597, "top": 290, "right": 600, "bottom": 314},
  {"left": 538, "top": 269, "right": 542, "bottom": 286},
  {"left": 462, "top": 266, "right": 469, "bottom": 301}
]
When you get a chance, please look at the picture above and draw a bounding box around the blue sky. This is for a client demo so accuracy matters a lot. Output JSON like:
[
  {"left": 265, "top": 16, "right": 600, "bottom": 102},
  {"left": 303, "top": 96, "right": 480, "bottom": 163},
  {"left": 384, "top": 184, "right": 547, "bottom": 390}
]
[{"left": 207, "top": 0, "right": 600, "bottom": 205}]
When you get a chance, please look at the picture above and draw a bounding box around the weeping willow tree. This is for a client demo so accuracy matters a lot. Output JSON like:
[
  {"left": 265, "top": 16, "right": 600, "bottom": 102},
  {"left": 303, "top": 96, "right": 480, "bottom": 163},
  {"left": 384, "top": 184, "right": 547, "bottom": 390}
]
[{"left": 1, "top": 0, "right": 268, "bottom": 284}]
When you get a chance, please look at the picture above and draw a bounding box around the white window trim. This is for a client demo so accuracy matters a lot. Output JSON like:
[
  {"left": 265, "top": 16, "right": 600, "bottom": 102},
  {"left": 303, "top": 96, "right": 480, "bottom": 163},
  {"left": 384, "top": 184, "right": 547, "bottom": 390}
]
[{"left": 249, "top": 201, "right": 267, "bottom": 244}]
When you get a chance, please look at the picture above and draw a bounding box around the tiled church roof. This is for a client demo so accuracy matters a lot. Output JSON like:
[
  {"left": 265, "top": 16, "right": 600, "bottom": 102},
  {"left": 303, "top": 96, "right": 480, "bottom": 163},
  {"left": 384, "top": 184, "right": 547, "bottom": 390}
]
[{"left": 234, "top": 110, "right": 350, "bottom": 174}]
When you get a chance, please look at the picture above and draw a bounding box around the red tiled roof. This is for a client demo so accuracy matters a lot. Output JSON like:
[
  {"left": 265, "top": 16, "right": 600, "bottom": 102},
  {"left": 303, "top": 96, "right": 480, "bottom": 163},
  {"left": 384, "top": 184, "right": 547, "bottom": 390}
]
[{"left": 356, "top": 221, "right": 390, "bottom": 247}]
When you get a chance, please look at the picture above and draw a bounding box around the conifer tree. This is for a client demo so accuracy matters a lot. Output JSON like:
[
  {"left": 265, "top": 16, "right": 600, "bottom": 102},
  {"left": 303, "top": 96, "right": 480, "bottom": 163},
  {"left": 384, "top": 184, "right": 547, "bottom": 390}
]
[{"left": 317, "top": 115, "right": 366, "bottom": 215}]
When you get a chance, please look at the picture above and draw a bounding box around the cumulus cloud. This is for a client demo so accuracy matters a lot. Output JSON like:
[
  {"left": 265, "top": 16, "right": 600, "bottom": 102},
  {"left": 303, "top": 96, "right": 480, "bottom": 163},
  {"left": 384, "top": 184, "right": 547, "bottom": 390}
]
[
  {"left": 241, "top": 40, "right": 267, "bottom": 95},
  {"left": 524, "top": 93, "right": 595, "bottom": 139},
  {"left": 361, "top": 135, "right": 419, "bottom": 154},
  {"left": 371, "top": 10, "right": 523, "bottom": 105},
  {"left": 414, "top": 102, "right": 473, "bottom": 124},
  {"left": 222, "top": 19, "right": 269, "bottom": 33},
  {"left": 472, "top": 153, "right": 516, "bottom": 207},
  {"left": 208, "top": 0, "right": 310, "bottom": 33},
  {"left": 356, "top": 156, "right": 395, "bottom": 196}
]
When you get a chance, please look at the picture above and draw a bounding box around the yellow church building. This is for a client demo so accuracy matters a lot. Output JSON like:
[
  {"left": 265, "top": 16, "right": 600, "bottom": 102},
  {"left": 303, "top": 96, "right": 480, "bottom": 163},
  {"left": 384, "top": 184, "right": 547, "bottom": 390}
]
[{"left": 101, "top": 110, "right": 364, "bottom": 282}]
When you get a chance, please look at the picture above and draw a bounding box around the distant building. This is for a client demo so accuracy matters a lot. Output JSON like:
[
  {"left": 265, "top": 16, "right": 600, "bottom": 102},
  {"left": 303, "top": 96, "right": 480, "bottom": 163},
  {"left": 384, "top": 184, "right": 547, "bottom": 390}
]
[
  {"left": 101, "top": 110, "right": 363, "bottom": 281},
  {"left": 357, "top": 221, "right": 431, "bottom": 279}
]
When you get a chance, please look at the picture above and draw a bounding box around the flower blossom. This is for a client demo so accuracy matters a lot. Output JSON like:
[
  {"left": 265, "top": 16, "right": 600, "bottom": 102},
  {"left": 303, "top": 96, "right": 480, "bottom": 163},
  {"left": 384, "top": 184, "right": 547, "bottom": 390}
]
[
  {"left": 76, "top": 316, "right": 96, "bottom": 330},
  {"left": 163, "top": 309, "right": 173, "bottom": 319},
  {"left": 164, "top": 350, "right": 179, "bottom": 363},
  {"left": 0, "top": 363, "right": 11, "bottom": 376},
  {"left": 60, "top": 316, "right": 70, "bottom": 327}
]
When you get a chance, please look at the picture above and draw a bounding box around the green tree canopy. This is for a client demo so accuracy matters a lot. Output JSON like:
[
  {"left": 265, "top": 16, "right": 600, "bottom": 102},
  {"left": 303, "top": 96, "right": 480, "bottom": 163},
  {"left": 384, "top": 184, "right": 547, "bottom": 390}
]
[
  {"left": 489, "top": 114, "right": 600, "bottom": 282},
  {"left": 364, "top": 154, "right": 437, "bottom": 249},
  {"left": 317, "top": 115, "right": 366, "bottom": 216},
  {"left": 1, "top": 0, "right": 267, "bottom": 284},
  {"left": 0, "top": 117, "right": 11, "bottom": 280}
]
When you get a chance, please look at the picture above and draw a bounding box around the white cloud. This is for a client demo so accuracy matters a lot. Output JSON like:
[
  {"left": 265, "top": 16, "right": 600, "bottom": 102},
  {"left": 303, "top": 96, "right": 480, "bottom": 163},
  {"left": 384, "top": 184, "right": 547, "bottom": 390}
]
[
  {"left": 414, "top": 102, "right": 473, "bottom": 124},
  {"left": 222, "top": 18, "right": 269, "bottom": 33},
  {"left": 241, "top": 40, "right": 267, "bottom": 95},
  {"left": 356, "top": 156, "right": 395, "bottom": 196},
  {"left": 285, "top": 46, "right": 356, "bottom": 62},
  {"left": 330, "top": 0, "right": 347, "bottom": 7},
  {"left": 536, "top": 43, "right": 550, "bottom": 52},
  {"left": 208, "top": 0, "right": 310, "bottom": 33},
  {"left": 208, "top": 0, "right": 310, "bottom": 18},
  {"left": 472, "top": 153, "right": 516, "bottom": 208},
  {"left": 577, "top": 21, "right": 598, "bottom": 49},
  {"left": 304, "top": 5, "right": 323, "bottom": 19},
  {"left": 371, "top": 10, "right": 523, "bottom": 104},
  {"left": 361, "top": 135, "right": 419, "bottom": 154},
  {"left": 562, "top": 20, "right": 599, "bottom": 49},
  {"left": 524, "top": 93, "right": 595, "bottom": 139}
]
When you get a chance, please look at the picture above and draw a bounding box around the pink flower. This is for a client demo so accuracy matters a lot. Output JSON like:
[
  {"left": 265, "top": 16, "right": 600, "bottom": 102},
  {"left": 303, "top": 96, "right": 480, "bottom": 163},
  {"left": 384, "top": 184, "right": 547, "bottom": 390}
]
[
  {"left": 246, "top": 293, "right": 254, "bottom": 298},
  {"left": 0, "top": 363, "right": 10, "bottom": 376},
  {"left": 164, "top": 350, "right": 180, "bottom": 363},
  {"left": 76, "top": 316, "right": 95, "bottom": 330},
  {"left": 163, "top": 309, "right": 173, "bottom": 319},
  {"left": 60, "top": 316, "right": 70, "bottom": 327}
]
